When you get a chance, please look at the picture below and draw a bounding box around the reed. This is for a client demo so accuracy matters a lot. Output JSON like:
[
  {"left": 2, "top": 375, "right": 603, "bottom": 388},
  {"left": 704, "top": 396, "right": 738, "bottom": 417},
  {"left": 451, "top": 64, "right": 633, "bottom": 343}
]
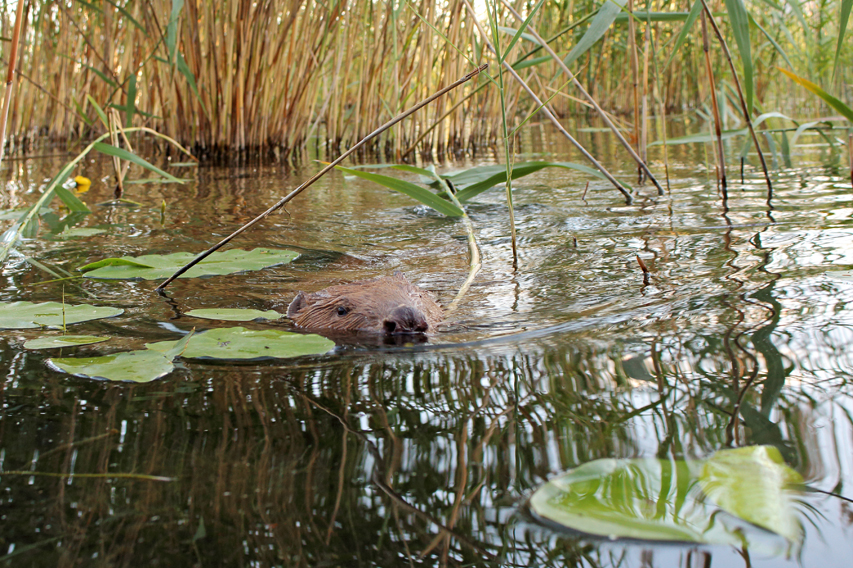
[{"left": 0, "top": 0, "right": 847, "bottom": 162}]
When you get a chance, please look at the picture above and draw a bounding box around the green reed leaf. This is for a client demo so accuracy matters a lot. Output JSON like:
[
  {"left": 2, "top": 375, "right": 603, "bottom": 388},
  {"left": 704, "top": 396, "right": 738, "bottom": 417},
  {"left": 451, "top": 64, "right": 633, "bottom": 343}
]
[{"left": 335, "top": 165, "right": 464, "bottom": 217}]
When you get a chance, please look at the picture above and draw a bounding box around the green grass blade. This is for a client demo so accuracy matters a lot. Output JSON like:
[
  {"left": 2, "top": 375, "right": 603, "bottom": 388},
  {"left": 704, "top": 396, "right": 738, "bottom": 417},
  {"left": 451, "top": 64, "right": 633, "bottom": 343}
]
[
  {"left": 723, "top": 0, "right": 754, "bottom": 115},
  {"left": 498, "top": 26, "right": 541, "bottom": 47},
  {"left": 562, "top": 0, "right": 628, "bottom": 70},
  {"left": 501, "top": 0, "right": 547, "bottom": 63},
  {"left": 406, "top": 1, "right": 477, "bottom": 68},
  {"left": 749, "top": 13, "right": 793, "bottom": 69},
  {"left": 614, "top": 11, "right": 694, "bottom": 22},
  {"left": 751, "top": 111, "right": 793, "bottom": 128},
  {"left": 93, "top": 143, "right": 184, "bottom": 184},
  {"left": 167, "top": 0, "right": 184, "bottom": 64},
  {"left": 54, "top": 186, "right": 92, "bottom": 213},
  {"left": 454, "top": 162, "right": 606, "bottom": 203},
  {"left": 86, "top": 95, "right": 109, "bottom": 129},
  {"left": 835, "top": 0, "right": 852, "bottom": 78},
  {"left": 177, "top": 51, "right": 208, "bottom": 117},
  {"left": 778, "top": 68, "right": 853, "bottom": 122},
  {"left": 125, "top": 73, "right": 137, "bottom": 127},
  {"left": 334, "top": 165, "right": 464, "bottom": 217},
  {"left": 755, "top": 0, "right": 784, "bottom": 10},
  {"left": 789, "top": 120, "right": 825, "bottom": 148},
  {"left": 783, "top": 0, "right": 809, "bottom": 36},
  {"left": 104, "top": 0, "right": 148, "bottom": 36},
  {"left": 84, "top": 64, "right": 118, "bottom": 88},
  {"left": 512, "top": 55, "right": 552, "bottom": 70}
]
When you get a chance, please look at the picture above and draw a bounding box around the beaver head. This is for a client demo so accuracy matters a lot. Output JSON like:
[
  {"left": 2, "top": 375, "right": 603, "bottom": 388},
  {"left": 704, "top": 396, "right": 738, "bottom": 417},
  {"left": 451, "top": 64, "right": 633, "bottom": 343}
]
[{"left": 287, "top": 272, "right": 443, "bottom": 334}]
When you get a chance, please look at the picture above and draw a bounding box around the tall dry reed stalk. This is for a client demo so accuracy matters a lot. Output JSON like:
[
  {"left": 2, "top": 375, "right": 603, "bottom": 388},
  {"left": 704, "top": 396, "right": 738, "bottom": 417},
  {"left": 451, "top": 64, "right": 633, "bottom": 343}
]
[
  {"left": 0, "top": 0, "right": 847, "bottom": 163},
  {"left": 0, "top": 0, "right": 26, "bottom": 167}
]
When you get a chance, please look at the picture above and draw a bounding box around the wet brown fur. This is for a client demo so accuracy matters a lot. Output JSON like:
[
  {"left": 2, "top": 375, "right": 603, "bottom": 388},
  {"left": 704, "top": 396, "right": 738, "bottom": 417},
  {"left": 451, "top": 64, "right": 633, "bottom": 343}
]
[{"left": 287, "top": 272, "right": 443, "bottom": 334}]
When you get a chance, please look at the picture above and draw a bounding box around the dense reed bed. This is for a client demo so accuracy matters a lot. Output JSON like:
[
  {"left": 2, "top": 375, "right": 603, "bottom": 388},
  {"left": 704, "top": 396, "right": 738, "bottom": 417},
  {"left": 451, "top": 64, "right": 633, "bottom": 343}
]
[{"left": 0, "top": 0, "right": 849, "bottom": 161}]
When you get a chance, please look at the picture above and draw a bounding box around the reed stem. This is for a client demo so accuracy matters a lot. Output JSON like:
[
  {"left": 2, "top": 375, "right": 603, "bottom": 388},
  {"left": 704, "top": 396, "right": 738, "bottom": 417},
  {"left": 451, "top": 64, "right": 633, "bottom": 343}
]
[
  {"left": 155, "top": 64, "right": 489, "bottom": 292},
  {"left": 500, "top": 0, "right": 662, "bottom": 195},
  {"left": 701, "top": 11, "right": 727, "bottom": 190},
  {"left": 699, "top": 0, "right": 772, "bottom": 194},
  {"left": 0, "top": 0, "right": 26, "bottom": 167},
  {"left": 465, "top": 0, "right": 632, "bottom": 204}
]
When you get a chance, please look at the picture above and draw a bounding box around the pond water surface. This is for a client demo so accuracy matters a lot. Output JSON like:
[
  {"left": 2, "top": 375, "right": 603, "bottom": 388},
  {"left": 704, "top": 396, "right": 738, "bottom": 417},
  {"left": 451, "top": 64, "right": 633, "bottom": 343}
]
[{"left": 2, "top": 126, "right": 853, "bottom": 567}]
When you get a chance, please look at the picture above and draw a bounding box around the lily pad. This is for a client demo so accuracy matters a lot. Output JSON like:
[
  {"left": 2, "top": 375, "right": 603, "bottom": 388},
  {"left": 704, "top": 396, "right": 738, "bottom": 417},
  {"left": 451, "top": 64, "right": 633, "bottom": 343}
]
[
  {"left": 700, "top": 446, "right": 803, "bottom": 544},
  {"left": 24, "top": 335, "right": 110, "bottom": 349},
  {"left": 528, "top": 446, "right": 802, "bottom": 554},
  {"left": 47, "top": 332, "right": 194, "bottom": 383},
  {"left": 0, "top": 301, "right": 124, "bottom": 329},
  {"left": 79, "top": 248, "right": 299, "bottom": 280},
  {"left": 48, "top": 350, "right": 175, "bottom": 383},
  {"left": 146, "top": 327, "right": 334, "bottom": 360},
  {"left": 185, "top": 308, "right": 284, "bottom": 322}
]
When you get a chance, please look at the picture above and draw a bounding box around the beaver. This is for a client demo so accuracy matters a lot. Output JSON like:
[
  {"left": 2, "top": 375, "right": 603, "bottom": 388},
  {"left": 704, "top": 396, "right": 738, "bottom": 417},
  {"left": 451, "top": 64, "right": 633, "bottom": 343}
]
[{"left": 287, "top": 272, "right": 443, "bottom": 334}]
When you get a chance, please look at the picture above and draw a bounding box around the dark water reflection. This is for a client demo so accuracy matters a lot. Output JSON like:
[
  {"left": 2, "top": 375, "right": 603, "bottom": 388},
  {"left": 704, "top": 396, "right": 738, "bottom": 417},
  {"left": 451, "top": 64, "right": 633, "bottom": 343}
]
[{"left": 3, "top": 126, "right": 853, "bottom": 566}]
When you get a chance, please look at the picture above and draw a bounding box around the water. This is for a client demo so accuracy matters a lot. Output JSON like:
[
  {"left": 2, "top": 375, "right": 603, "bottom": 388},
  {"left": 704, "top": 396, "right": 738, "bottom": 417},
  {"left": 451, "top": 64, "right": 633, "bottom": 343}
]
[{"left": 2, "top": 126, "right": 853, "bottom": 566}]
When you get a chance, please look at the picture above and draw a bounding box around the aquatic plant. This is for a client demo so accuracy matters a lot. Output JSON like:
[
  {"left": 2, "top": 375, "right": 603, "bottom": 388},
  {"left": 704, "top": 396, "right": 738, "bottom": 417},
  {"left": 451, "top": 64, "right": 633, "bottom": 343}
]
[{"left": 0, "top": 0, "right": 846, "bottom": 160}]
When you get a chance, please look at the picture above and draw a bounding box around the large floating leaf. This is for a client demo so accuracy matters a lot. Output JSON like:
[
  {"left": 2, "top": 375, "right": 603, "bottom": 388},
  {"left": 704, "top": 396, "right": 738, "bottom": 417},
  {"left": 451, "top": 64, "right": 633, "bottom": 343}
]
[
  {"left": 24, "top": 335, "right": 110, "bottom": 350},
  {"left": 48, "top": 331, "right": 194, "bottom": 383},
  {"left": 700, "top": 446, "right": 803, "bottom": 543},
  {"left": 48, "top": 349, "right": 175, "bottom": 383},
  {"left": 0, "top": 301, "right": 123, "bottom": 330},
  {"left": 146, "top": 327, "right": 335, "bottom": 361},
  {"left": 80, "top": 248, "right": 299, "bottom": 280},
  {"left": 185, "top": 308, "right": 284, "bottom": 322},
  {"left": 528, "top": 446, "right": 802, "bottom": 554}
]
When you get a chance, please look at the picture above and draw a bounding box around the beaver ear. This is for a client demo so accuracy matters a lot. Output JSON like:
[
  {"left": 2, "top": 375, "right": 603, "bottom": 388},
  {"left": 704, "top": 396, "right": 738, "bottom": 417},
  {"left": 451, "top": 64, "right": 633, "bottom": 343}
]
[{"left": 287, "top": 292, "right": 308, "bottom": 318}]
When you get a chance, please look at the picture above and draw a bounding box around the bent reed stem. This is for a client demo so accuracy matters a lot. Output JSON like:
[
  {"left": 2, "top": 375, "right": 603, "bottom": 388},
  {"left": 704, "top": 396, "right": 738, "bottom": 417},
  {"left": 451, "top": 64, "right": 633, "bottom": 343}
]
[
  {"left": 155, "top": 64, "right": 489, "bottom": 292},
  {"left": 431, "top": 175, "right": 481, "bottom": 313}
]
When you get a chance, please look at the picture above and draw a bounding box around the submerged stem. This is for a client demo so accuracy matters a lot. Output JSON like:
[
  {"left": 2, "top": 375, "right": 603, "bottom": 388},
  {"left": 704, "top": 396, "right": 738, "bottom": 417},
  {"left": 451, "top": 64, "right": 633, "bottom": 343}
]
[{"left": 432, "top": 175, "right": 481, "bottom": 312}]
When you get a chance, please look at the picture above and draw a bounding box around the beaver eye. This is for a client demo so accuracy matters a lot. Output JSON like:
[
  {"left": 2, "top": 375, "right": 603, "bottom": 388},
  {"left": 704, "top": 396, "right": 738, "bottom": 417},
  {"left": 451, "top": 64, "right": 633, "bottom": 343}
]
[{"left": 336, "top": 306, "right": 349, "bottom": 316}]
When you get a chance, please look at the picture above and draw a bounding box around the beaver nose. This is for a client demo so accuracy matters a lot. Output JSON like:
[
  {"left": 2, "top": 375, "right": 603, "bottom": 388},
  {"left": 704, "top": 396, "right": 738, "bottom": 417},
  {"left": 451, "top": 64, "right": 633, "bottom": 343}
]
[{"left": 383, "top": 306, "right": 429, "bottom": 334}]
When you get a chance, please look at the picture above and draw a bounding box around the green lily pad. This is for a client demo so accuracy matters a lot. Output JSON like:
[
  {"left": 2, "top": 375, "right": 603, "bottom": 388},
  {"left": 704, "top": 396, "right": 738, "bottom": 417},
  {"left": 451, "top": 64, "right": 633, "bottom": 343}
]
[
  {"left": 47, "top": 332, "right": 194, "bottom": 383},
  {"left": 79, "top": 248, "right": 299, "bottom": 280},
  {"left": 0, "top": 301, "right": 124, "bottom": 329},
  {"left": 700, "top": 446, "right": 803, "bottom": 544},
  {"left": 146, "top": 327, "right": 334, "bottom": 360},
  {"left": 185, "top": 308, "right": 284, "bottom": 322},
  {"left": 24, "top": 335, "right": 110, "bottom": 349},
  {"left": 48, "top": 350, "right": 175, "bottom": 383},
  {"left": 528, "top": 446, "right": 802, "bottom": 554}
]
